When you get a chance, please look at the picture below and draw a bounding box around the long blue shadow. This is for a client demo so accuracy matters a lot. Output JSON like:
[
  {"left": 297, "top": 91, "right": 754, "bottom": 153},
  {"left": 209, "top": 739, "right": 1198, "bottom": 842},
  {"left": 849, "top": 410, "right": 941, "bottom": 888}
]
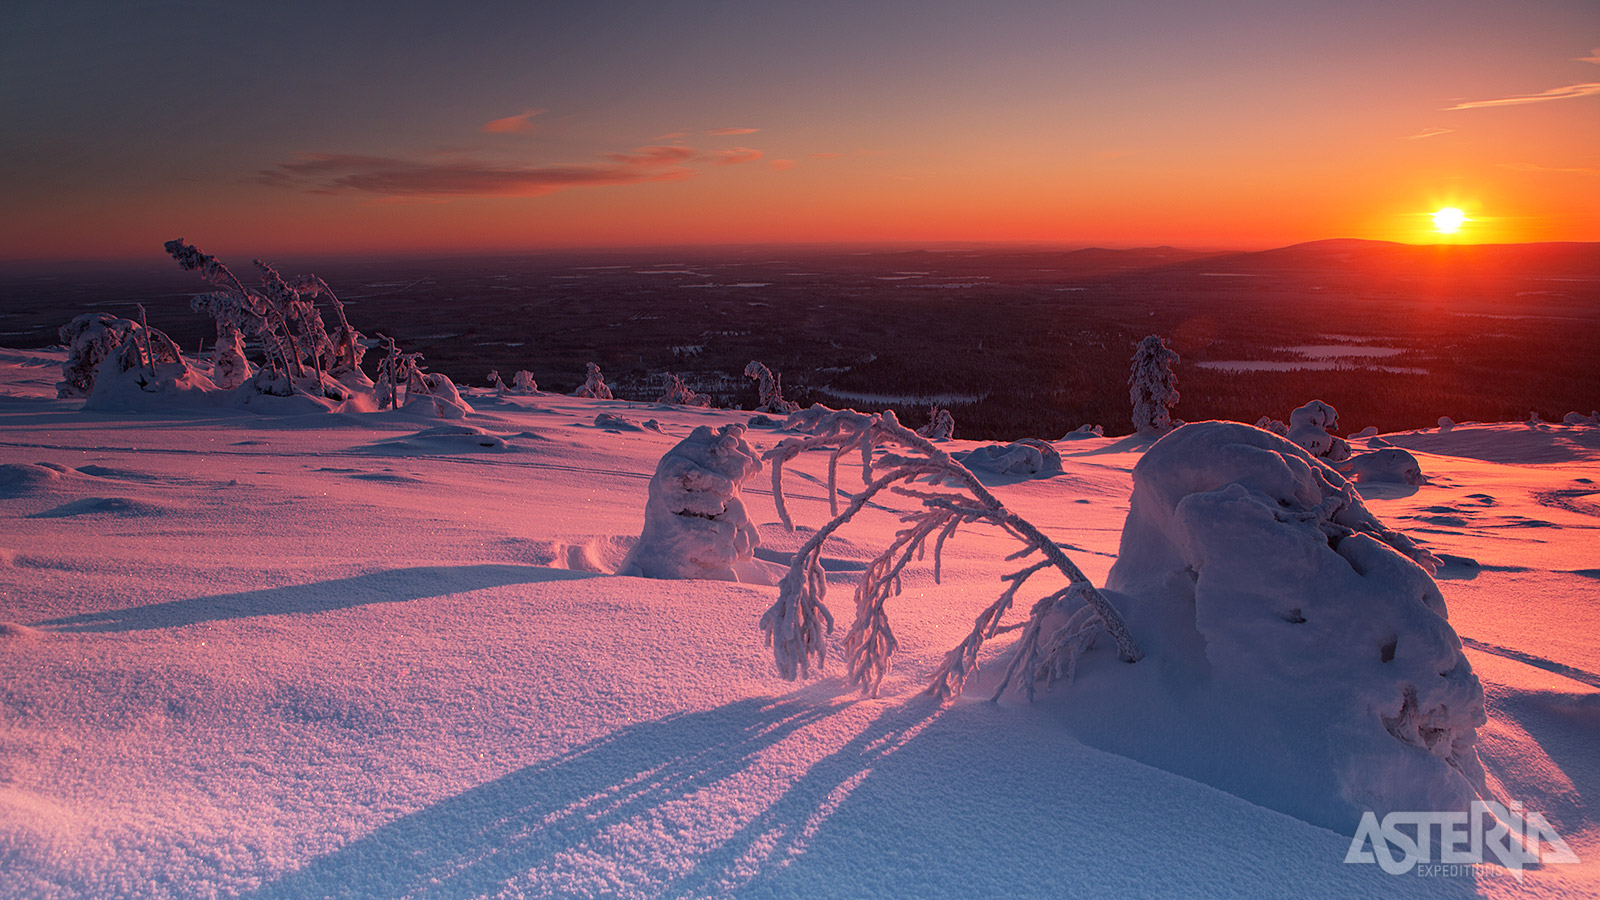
[
  {"left": 242, "top": 690, "right": 900, "bottom": 900},
  {"left": 32, "top": 564, "right": 598, "bottom": 633}
]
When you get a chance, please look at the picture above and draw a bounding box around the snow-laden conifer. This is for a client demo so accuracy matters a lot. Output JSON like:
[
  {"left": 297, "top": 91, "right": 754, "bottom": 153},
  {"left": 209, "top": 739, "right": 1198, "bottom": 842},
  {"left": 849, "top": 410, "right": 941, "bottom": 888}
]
[
  {"left": 1128, "top": 334, "right": 1180, "bottom": 432},
  {"left": 572, "top": 362, "right": 612, "bottom": 399}
]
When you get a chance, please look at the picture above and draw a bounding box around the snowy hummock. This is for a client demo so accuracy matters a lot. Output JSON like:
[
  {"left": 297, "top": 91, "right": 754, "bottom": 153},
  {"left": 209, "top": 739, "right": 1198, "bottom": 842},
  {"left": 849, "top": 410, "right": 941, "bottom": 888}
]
[{"left": 1, "top": 346, "right": 1597, "bottom": 899}]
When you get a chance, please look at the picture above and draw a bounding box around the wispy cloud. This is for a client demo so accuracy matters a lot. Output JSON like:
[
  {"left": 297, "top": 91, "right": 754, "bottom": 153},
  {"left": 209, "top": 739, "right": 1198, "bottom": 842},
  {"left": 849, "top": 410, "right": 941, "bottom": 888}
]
[
  {"left": 604, "top": 145, "right": 698, "bottom": 167},
  {"left": 769, "top": 159, "right": 796, "bottom": 171},
  {"left": 1446, "top": 82, "right": 1600, "bottom": 110},
  {"left": 481, "top": 109, "right": 546, "bottom": 134},
  {"left": 259, "top": 146, "right": 697, "bottom": 198},
  {"left": 1578, "top": 48, "right": 1600, "bottom": 65},
  {"left": 707, "top": 147, "right": 763, "bottom": 165},
  {"left": 1499, "top": 162, "right": 1600, "bottom": 175},
  {"left": 1405, "top": 127, "right": 1453, "bottom": 140},
  {"left": 707, "top": 127, "right": 759, "bottom": 136}
]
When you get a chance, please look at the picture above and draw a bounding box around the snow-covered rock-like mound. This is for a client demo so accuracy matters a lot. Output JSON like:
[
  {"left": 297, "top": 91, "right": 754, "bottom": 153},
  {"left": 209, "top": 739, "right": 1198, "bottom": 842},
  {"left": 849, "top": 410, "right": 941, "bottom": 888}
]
[
  {"left": 952, "top": 438, "right": 1063, "bottom": 477},
  {"left": 1053, "top": 421, "right": 1485, "bottom": 833},
  {"left": 617, "top": 424, "right": 772, "bottom": 583},
  {"left": 1347, "top": 448, "right": 1426, "bottom": 485}
]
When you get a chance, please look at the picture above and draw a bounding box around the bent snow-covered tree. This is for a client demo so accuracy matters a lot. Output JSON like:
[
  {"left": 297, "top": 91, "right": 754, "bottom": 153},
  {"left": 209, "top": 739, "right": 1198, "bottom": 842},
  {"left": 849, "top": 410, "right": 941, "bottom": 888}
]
[
  {"left": 760, "top": 407, "right": 1141, "bottom": 700},
  {"left": 1129, "top": 334, "right": 1180, "bottom": 433},
  {"left": 744, "top": 361, "right": 800, "bottom": 414}
]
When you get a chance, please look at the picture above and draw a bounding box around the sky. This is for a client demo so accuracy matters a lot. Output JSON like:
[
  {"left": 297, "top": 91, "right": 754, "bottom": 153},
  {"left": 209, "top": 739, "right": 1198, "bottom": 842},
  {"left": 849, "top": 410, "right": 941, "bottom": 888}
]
[{"left": 2, "top": 0, "right": 1597, "bottom": 261}]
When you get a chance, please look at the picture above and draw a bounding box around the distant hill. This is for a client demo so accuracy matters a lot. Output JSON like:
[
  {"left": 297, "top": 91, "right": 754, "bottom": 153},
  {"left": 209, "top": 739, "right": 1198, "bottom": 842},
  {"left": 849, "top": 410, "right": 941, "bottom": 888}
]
[{"left": 1157, "top": 239, "right": 1600, "bottom": 281}]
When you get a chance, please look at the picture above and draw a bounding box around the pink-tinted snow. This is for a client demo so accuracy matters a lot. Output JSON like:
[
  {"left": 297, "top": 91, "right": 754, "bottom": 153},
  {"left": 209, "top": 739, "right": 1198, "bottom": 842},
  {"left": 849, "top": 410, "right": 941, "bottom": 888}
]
[{"left": 1, "top": 347, "right": 1595, "bottom": 899}]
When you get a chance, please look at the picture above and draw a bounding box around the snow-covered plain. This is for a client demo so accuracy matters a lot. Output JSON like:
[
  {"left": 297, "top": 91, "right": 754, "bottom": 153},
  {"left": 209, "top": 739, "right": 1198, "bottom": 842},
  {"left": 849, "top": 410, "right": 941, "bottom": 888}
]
[{"left": 1, "top": 345, "right": 1597, "bottom": 899}]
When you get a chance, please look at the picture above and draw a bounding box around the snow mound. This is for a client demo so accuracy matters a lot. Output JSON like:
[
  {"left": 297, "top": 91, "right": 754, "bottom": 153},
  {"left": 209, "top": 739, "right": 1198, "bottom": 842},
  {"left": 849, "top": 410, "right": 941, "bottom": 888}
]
[
  {"left": 362, "top": 425, "right": 515, "bottom": 455},
  {"left": 0, "top": 462, "right": 75, "bottom": 498},
  {"left": 594, "top": 413, "right": 664, "bottom": 433},
  {"left": 28, "top": 497, "right": 174, "bottom": 519},
  {"left": 952, "top": 438, "right": 1063, "bottom": 477},
  {"left": 1053, "top": 421, "right": 1486, "bottom": 833},
  {"left": 0, "top": 621, "right": 43, "bottom": 640},
  {"left": 523, "top": 535, "right": 638, "bottom": 573},
  {"left": 1347, "top": 448, "right": 1426, "bottom": 485}
]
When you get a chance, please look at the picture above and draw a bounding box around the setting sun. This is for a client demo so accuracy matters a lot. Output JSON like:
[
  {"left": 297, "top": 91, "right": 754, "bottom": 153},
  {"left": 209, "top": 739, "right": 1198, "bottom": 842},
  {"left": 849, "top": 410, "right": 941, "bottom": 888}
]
[{"left": 1432, "top": 206, "right": 1468, "bottom": 235}]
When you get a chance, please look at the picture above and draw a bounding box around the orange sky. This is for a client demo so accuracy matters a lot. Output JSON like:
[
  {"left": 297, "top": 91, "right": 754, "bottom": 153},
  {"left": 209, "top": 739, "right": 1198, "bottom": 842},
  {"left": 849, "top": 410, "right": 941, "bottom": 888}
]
[{"left": 2, "top": 2, "right": 1597, "bottom": 261}]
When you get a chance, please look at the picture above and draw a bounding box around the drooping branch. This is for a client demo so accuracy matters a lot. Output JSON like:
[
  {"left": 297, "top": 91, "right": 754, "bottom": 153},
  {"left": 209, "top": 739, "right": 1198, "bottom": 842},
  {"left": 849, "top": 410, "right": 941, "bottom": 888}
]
[{"left": 759, "top": 407, "right": 1142, "bottom": 701}]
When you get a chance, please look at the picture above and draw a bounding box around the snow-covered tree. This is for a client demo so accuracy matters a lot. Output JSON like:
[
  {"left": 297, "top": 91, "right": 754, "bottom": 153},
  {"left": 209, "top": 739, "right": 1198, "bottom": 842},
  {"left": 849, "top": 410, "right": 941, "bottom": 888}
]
[
  {"left": 618, "top": 424, "right": 765, "bottom": 581},
  {"left": 512, "top": 370, "right": 538, "bottom": 394},
  {"left": 744, "top": 361, "right": 799, "bottom": 414},
  {"left": 917, "top": 406, "right": 955, "bottom": 440},
  {"left": 572, "top": 362, "right": 612, "bottom": 399},
  {"left": 56, "top": 313, "right": 139, "bottom": 398},
  {"left": 1129, "top": 334, "right": 1180, "bottom": 433},
  {"left": 761, "top": 407, "right": 1141, "bottom": 700},
  {"left": 166, "top": 239, "right": 358, "bottom": 398},
  {"left": 487, "top": 370, "right": 509, "bottom": 394},
  {"left": 658, "top": 373, "right": 711, "bottom": 407},
  {"left": 1074, "top": 421, "right": 1482, "bottom": 831}
]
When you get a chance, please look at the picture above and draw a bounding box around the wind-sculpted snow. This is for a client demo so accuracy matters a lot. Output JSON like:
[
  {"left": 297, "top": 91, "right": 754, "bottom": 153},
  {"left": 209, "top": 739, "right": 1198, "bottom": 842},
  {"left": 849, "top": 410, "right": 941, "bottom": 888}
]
[{"left": 1054, "top": 421, "right": 1485, "bottom": 833}]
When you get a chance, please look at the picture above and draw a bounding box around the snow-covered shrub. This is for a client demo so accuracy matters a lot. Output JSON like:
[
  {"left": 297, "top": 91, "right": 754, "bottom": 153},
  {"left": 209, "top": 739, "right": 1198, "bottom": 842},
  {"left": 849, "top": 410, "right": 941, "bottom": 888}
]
[
  {"left": 1349, "top": 425, "right": 1379, "bottom": 440},
  {"left": 1061, "top": 424, "right": 1103, "bottom": 439},
  {"left": 658, "top": 373, "right": 711, "bottom": 407},
  {"left": 1254, "top": 416, "right": 1289, "bottom": 437},
  {"left": 917, "top": 406, "right": 955, "bottom": 440},
  {"left": 952, "top": 438, "right": 1063, "bottom": 477},
  {"left": 618, "top": 424, "right": 765, "bottom": 582},
  {"left": 744, "top": 361, "right": 799, "bottom": 414},
  {"left": 1347, "top": 448, "right": 1427, "bottom": 485},
  {"left": 1129, "top": 335, "right": 1180, "bottom": 433},
  {"left": 56, "top": 313, "right": 138, "bottom": 398},
  {"left": 406, "top": 372, "right": 472, "bottom": 419},
  {"left": 1286, "top": 399, "right": 1350, "bottom": 461},
  {"left": 1437, "top": 416, "right": 1456, "bottom": 432},
  {"left": 761, "top": 408, "right": 1141, "bottom": 699},
  {"left": 1565, "top": 410, "right": 1600, "bottom": 427},
  {"left": 572, "top": 362, "right": 612, "bottom": 399},
  {"left": 1062, "top": 421, "right": 1482, "bottom": 832},
  {"left": 512, "top": 370, "right": 538, "bottom": 394},
  {"left": 1526, "top": 411, "right": 1545, "bottom": 428},
  {"left": 487, "top": 370, "right": 509, "bottom": 394}
]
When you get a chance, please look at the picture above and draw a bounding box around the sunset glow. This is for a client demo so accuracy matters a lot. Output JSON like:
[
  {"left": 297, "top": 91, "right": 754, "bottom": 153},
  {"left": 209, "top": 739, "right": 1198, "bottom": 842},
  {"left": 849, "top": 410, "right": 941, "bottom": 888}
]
[
  {"left": 1431, "top": 207, "right": 1468, "bottom": 234},
  {"left": 1, "top": 4, "right": 1596, "bottom": 260}
]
